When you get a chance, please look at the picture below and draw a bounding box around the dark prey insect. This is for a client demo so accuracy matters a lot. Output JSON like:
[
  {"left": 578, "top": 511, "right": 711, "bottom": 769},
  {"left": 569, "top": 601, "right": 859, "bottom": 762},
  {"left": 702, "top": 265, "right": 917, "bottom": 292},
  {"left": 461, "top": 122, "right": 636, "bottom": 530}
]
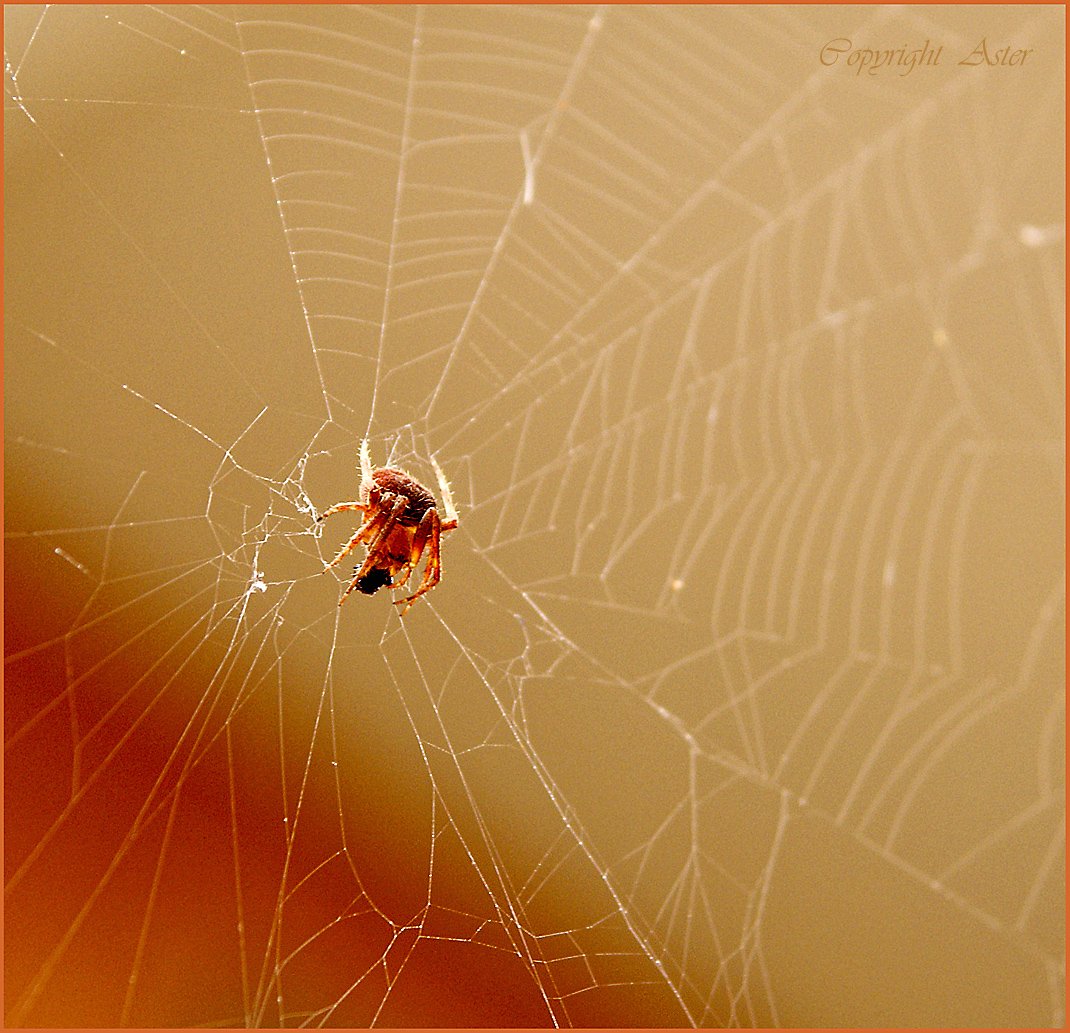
[{"left": 317, "top": 440, "right": 458, "bottom": 615}]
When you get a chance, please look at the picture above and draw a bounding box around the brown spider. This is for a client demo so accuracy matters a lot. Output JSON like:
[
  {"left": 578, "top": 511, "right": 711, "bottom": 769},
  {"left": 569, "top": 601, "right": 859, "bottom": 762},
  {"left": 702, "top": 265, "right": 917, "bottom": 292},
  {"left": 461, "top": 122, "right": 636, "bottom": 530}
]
[{"left": 317, "top": 440, "right": 459, "bottom": 614}]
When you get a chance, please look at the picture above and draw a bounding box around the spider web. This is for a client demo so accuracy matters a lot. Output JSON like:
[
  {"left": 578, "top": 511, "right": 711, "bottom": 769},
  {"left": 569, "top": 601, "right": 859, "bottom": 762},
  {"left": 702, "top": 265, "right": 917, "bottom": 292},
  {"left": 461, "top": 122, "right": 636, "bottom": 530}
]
[{"left": 4, "top": 4, "right": 1065, "bottom": 1028}]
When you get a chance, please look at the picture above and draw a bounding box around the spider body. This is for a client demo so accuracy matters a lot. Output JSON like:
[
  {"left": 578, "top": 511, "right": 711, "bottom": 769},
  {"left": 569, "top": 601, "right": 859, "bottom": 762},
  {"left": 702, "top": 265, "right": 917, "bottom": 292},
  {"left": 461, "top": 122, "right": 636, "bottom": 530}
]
[
  {"left": 354, "top": 565, "right": 393, "bottom": 596},
  {"left": 317, "top": 441, "right": 458, "bottom": 614},
  {"left": 368, "top": 468, "right": 436, "bottom": 524}
]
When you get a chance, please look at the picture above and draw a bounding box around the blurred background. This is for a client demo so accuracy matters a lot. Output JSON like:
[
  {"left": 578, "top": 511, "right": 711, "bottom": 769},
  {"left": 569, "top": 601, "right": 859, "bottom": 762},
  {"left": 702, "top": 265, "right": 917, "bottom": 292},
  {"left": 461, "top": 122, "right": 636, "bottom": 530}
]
[{"left": 5, "top": 4, "right": 1064, "bottom": 1027}]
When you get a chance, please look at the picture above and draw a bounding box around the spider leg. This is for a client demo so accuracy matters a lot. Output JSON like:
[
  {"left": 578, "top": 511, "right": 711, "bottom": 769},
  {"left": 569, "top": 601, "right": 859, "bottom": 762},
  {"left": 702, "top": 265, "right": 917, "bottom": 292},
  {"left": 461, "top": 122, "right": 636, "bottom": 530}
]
[
  {"left": 394, "top": 509, "right": 443, "bottom": 615},
  {"left": 339, "top": 496, "right": 408, "bottom": 606},
  {"left": 316, "top": 501, "right": 367, "bottom": 523},
  {"left": 322, "top": 506, "right": 385, "bottom": 572},
  {"left": 391, "top": 507, "right": 436, "bottom": 590}
]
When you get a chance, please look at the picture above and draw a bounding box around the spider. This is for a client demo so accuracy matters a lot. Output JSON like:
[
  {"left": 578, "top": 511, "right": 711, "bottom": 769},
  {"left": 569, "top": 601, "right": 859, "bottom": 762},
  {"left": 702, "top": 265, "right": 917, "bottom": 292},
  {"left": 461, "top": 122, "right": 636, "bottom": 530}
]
[{"left": 317, "top": 440, "right": 459, "bottom": 614}]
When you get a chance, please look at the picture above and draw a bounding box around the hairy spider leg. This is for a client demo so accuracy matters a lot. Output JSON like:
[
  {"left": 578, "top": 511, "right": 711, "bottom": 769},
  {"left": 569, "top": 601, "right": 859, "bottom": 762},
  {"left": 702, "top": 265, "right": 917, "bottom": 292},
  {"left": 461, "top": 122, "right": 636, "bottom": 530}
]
[
  {"left": 394, "top": 515, "right": 458, "bottom": 592},
  {"left": 394, "top": 509, "right": 452, "bottom": 615},
  {"left": 317, "top": 500, "right": 372, "bottom": 569},
  {"left": 316, "top": 501, "right": 367, "bottom": 523},
  {"left": 321, "top": 503, "right": 386, "bottom": 572},
  {"left": 390, "top": 507, "right": 436, "bottom": 590},
  {"left": 340, "top": 495, "right": 408, "bottom": 605}
]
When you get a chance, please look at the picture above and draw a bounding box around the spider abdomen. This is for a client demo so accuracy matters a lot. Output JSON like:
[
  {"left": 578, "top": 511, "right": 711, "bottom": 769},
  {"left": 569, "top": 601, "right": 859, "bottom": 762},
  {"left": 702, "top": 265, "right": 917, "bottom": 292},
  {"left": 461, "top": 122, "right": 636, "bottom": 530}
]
[{"left": 370, "top": 467, "right": 436, "bottom": 523}]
